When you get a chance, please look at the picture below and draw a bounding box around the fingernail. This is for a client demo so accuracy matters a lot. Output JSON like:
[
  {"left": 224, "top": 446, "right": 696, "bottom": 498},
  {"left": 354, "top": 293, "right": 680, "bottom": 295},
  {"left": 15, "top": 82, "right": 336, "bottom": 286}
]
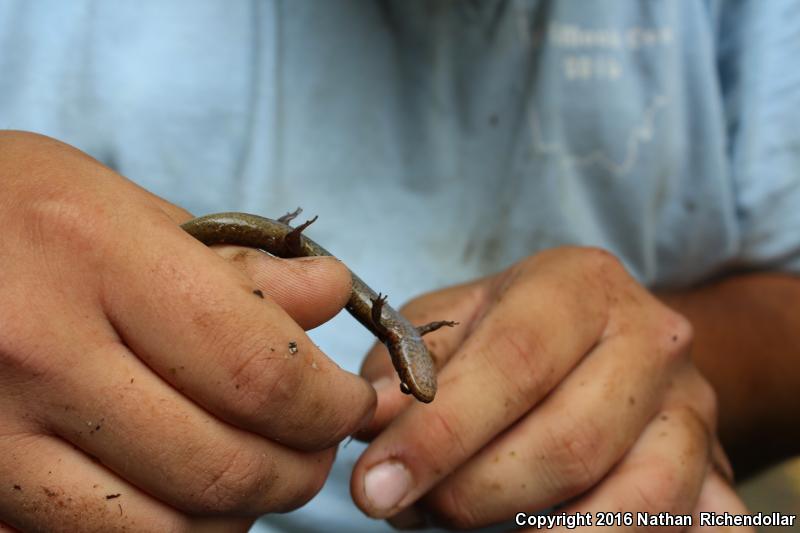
[
  {"left": 371, "top": 376, "right": 393, "bottom": 393},
  {"left": 364, "top": 460, "right": 412, "bottom": 512}
]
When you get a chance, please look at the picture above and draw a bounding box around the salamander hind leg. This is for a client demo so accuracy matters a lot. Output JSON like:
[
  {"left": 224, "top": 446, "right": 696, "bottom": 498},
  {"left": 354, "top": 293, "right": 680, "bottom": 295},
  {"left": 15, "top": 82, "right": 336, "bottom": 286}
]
[
  {"left": 277, "top": 207, "right": 303, "bottom": 226},
  {"left": 284, "top": 215, "right": 318, "bottom": 256}
]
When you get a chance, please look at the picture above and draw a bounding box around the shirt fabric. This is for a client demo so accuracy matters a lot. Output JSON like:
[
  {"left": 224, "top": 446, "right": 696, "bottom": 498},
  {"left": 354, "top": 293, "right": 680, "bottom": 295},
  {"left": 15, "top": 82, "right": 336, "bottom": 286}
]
[{"left": 1, "top": 1, "right": 799, "bottom": 531}]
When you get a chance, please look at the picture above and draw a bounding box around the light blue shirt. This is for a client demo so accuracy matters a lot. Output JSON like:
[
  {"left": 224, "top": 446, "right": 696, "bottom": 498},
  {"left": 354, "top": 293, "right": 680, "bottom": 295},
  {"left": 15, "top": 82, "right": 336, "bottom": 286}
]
[{"left": 2, "top": 1, "right": 799, "bottom": 531}]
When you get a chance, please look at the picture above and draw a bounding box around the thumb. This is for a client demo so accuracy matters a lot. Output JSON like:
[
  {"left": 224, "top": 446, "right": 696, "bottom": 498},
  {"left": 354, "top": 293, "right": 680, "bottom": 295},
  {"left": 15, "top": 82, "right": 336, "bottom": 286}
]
[{"left": 212, "top": 245, "right": 351, "bottom": 329}]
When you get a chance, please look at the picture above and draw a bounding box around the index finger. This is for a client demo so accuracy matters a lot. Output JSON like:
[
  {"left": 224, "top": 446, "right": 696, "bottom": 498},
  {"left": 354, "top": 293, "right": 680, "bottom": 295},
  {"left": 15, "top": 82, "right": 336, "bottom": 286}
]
[{"left": 351, "top": 250, "right": 613, "bottom": 517}]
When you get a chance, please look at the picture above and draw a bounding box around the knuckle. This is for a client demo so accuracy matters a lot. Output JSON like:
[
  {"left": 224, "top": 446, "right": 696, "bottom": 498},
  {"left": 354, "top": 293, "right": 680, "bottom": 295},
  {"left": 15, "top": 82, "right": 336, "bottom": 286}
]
[
  {"left": 693, "top": 378, "right": 719, "bottom": 427},
  {"left": 630, "top": 474, "right": 674, "bottom": 515},
  {"left": 669, "top": 405, "right": 710, "bottom": 445},
  {"left": 24, "top": 193, "right": 110, "bottom": 254},
  {"left": 221, "top": 333, "right": 305, "bottom": 422},
  {"left": 428, "top": 484, "right": 483, "bottom": 530},
  {"left": 188, "top": 444, "right": 333, "bottom": 515},
  {"left": 629, "top": 455, "right": 688, "bottom": 516},
  {"left": 540, "top": 418, "right": 605, "bottom": 498},
  {"left": 513, "top": 254, "right": 540, "bottom": 276},
  {"left": 538, "top": 247, "right": 632, "bottom": 308},
  {"left": 284, "top": 450, "right": 335, "bottom": 510},
  {"left": 413, "top": 407, "right": 469, "bottom": 467},
  {"left": 399, "top": 292, "right": 431, "bottom": 316},
  {"left": 166, "top": 522, "right": 197, "bottom": 533},
  {"left": 649, "top": 308, "right": 694, "bottom": 363},
  {"left": 320, "top": 393, "right": 373, "bottom": 446},
  {"left": 489, "top": 327, "right": 550, "bottom": 406},
  {"left": 0, "top": 129, "right": 54, "bottom": 146},
  {"left": 644, "top": 407, "right": 711, "bottom": 511},
  {"left": 191, "top": 445, "right": 274, "bottom": 513},
  {"left": 0, "top": 325, "right": 34, "bottom": 372},
  {"left": 0, "top": 130, "right": 58, "bottom": 165},
  {"left": 0, "top": 317, "right": 58, "bottom": 384},
  {"left": 576, "top": 246, "right": 626, "bottom": 278}
]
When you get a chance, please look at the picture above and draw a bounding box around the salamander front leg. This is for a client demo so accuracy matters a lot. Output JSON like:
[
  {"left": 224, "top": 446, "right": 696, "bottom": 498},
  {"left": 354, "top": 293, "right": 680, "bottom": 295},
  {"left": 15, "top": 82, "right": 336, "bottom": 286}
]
[
  {"left": 417, "top": 320, "right": 458, "bottom": 336},
  {"left": 369, "top": 293, "right": 392, "bottom": 339}
]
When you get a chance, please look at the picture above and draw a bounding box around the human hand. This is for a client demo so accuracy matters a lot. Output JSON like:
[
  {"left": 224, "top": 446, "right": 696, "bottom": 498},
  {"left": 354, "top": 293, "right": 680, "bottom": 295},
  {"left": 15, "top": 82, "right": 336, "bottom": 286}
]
[
  {"left": 352, "top": 247, "right": 751, "bottom": 531},
  {"left": 0, "top": 131, "right": 375, "bottom": 532}
]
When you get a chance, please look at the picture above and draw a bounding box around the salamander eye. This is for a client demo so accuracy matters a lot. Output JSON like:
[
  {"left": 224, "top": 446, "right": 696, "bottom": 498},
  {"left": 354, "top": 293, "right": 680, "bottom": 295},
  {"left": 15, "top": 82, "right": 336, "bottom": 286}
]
[{"left": 400, "top": 382, "right": 411, "bottom": 395}]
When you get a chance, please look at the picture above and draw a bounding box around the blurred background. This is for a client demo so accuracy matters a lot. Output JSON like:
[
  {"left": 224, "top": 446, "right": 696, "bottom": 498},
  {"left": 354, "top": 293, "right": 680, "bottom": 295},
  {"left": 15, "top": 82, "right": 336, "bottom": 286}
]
[{"left": 741, "top": 458, "right": 800, "bottom": 531}]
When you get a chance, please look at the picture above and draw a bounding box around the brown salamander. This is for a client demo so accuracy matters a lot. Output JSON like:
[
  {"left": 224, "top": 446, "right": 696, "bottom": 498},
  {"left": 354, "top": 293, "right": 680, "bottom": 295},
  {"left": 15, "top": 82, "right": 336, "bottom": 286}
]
[{"left": 181, "top": 211, "right": 455, "bottom": 403}]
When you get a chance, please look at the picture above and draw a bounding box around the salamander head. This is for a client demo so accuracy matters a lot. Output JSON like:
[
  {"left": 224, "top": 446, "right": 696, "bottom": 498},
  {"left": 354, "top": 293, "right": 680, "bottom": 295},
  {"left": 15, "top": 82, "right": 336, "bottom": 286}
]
[{"left": 396, "top": 338, "right": 437, "bottom": 403}]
